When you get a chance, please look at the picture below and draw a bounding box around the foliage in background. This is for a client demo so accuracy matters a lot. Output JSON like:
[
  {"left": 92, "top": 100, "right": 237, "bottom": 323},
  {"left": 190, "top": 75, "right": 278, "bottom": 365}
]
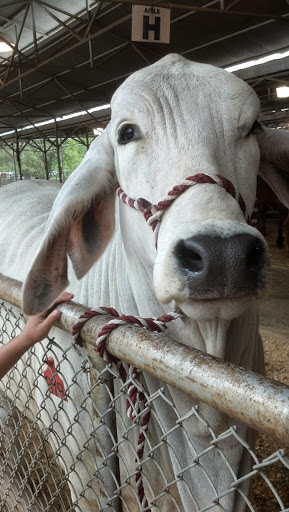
[{"left": 0, "top": 137, "right": 94, "bottom": 182}]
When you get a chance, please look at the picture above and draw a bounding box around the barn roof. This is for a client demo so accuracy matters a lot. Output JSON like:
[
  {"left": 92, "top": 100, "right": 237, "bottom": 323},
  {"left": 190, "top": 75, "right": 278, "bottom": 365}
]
[{"left": 0, "top": 0, "right": 288, "bottom": 144}]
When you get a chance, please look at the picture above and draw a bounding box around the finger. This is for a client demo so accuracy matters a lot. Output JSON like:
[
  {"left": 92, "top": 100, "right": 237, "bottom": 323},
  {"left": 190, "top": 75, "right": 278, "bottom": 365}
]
[
  {"left": 42, "top": 309, "right": 61, "bottom": 330},
  {"left": 44, "top": 293, "right": 74, "bottom": 317},
  {"left": 55, "top": 292, "right": 74, "bottom": 305}
]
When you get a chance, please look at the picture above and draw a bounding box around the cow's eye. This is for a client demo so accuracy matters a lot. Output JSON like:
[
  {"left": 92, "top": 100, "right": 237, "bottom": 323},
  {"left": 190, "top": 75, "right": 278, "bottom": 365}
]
[
  {"left": 118, "top": 124, "right": 141, "bottom": 145},
  {"left": 248, "top": 120, "right": 262, "bottom": 136}
]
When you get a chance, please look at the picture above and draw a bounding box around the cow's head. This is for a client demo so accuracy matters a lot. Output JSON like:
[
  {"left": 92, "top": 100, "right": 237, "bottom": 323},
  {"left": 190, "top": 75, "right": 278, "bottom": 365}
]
[{"left": 22, "top": 55, "right": 289, "bottom": 319}]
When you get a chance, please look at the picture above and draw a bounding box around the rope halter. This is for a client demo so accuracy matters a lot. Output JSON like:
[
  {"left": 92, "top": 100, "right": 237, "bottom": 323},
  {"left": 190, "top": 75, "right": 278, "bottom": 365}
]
[
  {"left": 72, "top": 172, "right": 252, "bottom": 511},
  {"left": 117, "top": 172, "right": 250, "bottom": 242}
]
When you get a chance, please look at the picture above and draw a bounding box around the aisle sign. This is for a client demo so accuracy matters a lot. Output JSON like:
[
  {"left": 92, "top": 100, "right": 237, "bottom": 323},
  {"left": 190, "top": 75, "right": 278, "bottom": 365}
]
[{"left": 132, "top": 5, "right": 170, "bottom": 44}]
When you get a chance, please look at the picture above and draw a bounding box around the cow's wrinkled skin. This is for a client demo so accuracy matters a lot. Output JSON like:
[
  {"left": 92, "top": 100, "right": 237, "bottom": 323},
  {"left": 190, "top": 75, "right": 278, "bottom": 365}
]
[{"left": 1, "top": 54, "right": 289, "bottom": 511}]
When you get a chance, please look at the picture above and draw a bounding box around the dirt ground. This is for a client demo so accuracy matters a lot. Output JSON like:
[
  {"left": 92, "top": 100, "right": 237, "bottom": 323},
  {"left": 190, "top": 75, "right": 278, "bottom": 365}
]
[{"left": 252, "top": 221, "right": 289, "bottom": 511}]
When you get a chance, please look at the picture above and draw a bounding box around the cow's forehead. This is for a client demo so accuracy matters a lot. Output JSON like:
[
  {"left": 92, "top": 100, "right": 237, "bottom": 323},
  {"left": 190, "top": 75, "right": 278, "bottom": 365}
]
[{"left": 111, "top": 53, "right": 259, "bottom": 113}]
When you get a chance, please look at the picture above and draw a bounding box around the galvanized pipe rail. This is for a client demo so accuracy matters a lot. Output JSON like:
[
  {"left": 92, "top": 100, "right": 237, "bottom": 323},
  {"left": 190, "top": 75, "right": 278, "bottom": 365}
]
[{"left": 0, "top": 272, "right": 289, "bottom": 446}]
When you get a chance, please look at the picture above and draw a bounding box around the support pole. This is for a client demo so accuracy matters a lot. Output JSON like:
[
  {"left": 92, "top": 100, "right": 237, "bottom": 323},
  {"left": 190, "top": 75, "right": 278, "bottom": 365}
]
[
  {"left": 43, "top": 136, "right": 49, "bottom": 180},
  {"left": 85, "top": 128, "right": 90, "bottom": 149},
  {"left": 55, "top": 121, "right": 63, "bottom": 183},
  {"left": 15, "top": 130, "right": 22, "bottom": 180},
  {"left": 12, "top": 142, "right": 18, "bottom": 181}
]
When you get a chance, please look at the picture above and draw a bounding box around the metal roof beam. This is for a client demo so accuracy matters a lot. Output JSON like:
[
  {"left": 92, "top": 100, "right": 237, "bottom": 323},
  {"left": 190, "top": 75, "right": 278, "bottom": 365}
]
[
  {"left": 84, "top": 0, "right": 103, "bottom": 39},
  {"left": 3, "top": 1, "right": 30, "bottom": 84},
  {"left": 0, "top": 140, "right": 14, "bottom": 153},
  {"left": 53, "top": 77, "right": 97, "bottom": 123},
  {"left": 261, "top": 110, "right": 289, "bottom": 122},
  {"left": 266, "top": 76, "right": 289, "bottom": 87},
  {"left": 37, "top": 0, "right": 91, "bottom": 22},
  {"left": 106, "top": 0, "right": 289, "bottom": 22},
  {"left": 6, "top": 97, "right": 49, "bottom": 138},
  {"left": 235, "top": 55, "right": 289, "bottom": 81},
  {"left": 0, "top": 42, "right": 128, "bottom": 122},
  {"left": 182, "top": 17, "right": 289, "bottom": 58},
  {"left": 225, "top": 0, "right": 241, "bottom": 10},
  {"left": 30, "top": 0, "right": 39, "bottom": 63},
  {"left": 0, "top": 12, "right": 132, "bottom": 90},
  {"left": 260, "top": 99, "right": 289, "bottom": 113},
  {"left": 171, "top": 0, "right": 220, "bottom": 24},
  {"left": 34, "top": 0, "right": 84, "bottom": 42}
]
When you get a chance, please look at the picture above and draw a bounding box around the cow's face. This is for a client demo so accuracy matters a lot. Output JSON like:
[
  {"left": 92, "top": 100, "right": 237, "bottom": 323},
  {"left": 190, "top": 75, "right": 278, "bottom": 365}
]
[
  {"left": 111, "top": 55, "right": 260, "bottom": 207},
  {"left": 23, "top": 54, "right": 289, "bottom": 318},
  {"left": 109, "top": 54, "right": 269, "bottom": 320}
]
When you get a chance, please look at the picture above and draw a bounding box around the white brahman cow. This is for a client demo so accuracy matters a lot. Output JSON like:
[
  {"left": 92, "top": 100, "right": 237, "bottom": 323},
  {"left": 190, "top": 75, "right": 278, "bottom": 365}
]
[{"left": 1, "top": 54, "right": 289, "bottom": 512}]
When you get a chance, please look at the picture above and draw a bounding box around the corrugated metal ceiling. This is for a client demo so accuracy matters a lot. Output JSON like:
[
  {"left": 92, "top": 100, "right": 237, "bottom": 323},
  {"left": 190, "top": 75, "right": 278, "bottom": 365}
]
[{"left": 0, "top": 0, "right": 288, "bottom": 141}]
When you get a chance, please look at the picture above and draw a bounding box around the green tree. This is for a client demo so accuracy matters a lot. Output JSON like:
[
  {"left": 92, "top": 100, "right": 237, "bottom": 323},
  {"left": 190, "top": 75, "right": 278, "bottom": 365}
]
[
  {"left": 0, "top": 136, "right": 94, "bottom": 181},
  {"left": 62, "top": 139, "right": 90, "bottom": 179},
  {"left": 20, "top": 145, "right": 45, "bottom": 179},
  {"left": 0, "top": 146, "right": 15, "bottom": 174}
]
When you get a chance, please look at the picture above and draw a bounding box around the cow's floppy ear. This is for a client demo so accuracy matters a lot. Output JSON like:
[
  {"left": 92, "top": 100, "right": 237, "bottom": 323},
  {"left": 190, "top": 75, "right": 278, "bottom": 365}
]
[
  {"left": 257, "top": 125, "right": 289, "bottom": 207},
  {"left": 22, "top": 128, "right": 115, "bottom": 315}
]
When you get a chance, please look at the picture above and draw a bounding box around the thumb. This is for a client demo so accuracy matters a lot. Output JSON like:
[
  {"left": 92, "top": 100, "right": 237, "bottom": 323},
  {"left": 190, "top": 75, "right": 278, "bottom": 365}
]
[{"left": 43, "top": 309, "right": 61, "bottom": 330}]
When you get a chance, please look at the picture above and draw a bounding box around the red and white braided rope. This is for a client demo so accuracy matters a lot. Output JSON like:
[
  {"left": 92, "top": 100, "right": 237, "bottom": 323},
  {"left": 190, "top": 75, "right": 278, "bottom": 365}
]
[
  {"left": 117, "top": 173, "right": 250, "bottom": 240},
  {"left": 71, "top": 173, "right": 251, "bottom": 508},
  {"left": 72, "top": 307, "right": 182, "bottom": 511}
]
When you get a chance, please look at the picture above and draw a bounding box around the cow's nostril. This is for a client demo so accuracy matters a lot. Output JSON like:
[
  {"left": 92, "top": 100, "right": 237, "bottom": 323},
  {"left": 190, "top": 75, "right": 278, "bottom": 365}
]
[
  {"left": 174, "top": 240, "right": 204, "bottom": 273},
  {"left": 174, "top": 233, "right": 268, "bottom": 300},
  {"left": 247, "top": 238, "right": 264, "bottom": 272}
]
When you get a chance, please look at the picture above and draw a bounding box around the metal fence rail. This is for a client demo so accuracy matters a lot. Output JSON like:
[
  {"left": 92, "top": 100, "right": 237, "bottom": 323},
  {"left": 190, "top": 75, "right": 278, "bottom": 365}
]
[{"left": 0, "top": 273, "right": 288, "bottom": 512}]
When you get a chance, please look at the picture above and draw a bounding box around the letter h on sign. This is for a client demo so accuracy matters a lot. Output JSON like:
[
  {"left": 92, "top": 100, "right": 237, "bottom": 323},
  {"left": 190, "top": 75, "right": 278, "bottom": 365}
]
[
  {"left": 143, "top": 15, "right": 160, "bottom": 41},
  {"left": 131, "top": 5, "right": 170, "bottom": 44}
]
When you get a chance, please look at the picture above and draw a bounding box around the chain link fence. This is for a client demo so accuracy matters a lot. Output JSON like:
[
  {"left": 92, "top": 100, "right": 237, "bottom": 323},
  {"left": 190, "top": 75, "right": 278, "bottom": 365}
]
[{"left": 0, "top": 274, "right": 288, "bottom": 512}]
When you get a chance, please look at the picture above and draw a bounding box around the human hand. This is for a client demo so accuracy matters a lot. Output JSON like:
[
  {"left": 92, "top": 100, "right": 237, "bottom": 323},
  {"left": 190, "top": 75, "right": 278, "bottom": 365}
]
[{"left": 23, "top": 291, "right": 74, "bottom": 345}]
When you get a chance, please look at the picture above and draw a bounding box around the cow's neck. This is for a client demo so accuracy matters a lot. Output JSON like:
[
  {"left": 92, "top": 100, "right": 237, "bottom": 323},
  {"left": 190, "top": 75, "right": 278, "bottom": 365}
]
[
  {"left": 107, "top": 228, "right": 245, "bottom": 362},
  {"left": 78, "top": 224, "right": 259, "bottom": 367}
]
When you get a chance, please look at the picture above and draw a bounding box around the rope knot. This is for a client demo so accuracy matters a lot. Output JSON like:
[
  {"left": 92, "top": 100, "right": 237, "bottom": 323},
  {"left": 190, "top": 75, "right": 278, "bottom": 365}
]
[
  {"left": 72, "top": 306, "right": 182, "bottom": 512},
  {"left": 117, "top": 172, "right": 251, "bottom": 240}
]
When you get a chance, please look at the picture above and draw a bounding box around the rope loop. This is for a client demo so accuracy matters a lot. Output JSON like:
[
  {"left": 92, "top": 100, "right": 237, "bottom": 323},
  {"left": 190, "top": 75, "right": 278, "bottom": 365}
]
[
  {"left": 71, "top": 172, "right": 251, "bottom": 508},
  {"left": 116, "top": 172, "right": 251, "bottom": 240},
  {"left": 72, "top": 306, "right": 182, "bottom": 511}
]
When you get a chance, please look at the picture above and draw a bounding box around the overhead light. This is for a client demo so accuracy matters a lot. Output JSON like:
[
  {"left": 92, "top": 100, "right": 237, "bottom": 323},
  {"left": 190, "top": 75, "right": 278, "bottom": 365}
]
[
  {"left": 0, "top": 104, "right": 111, "bottom": 137},
  {"left": 276, "top": 86, "right": 289, "bottom": 98},
  {"left": 225, "top": 49, "right": 289, "bottom": 73},
  {"left": 0, "top": 33, "right": 14, "bottom": 53},
  {"left": 93, "top": 127, "right": 104, "bottom": 136}
]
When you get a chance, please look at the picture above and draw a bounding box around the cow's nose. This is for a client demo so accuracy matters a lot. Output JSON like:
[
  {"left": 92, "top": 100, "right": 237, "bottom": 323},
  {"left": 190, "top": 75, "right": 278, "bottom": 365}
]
[{"left": 174, "top": 234, "right": 267, "bottom": 298}]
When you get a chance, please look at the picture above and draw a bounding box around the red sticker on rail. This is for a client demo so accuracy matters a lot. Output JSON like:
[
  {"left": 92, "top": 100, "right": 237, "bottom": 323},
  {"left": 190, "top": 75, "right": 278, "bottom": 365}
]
[{"left": 43, "top": 357, "right": 68, "bottom": 402}]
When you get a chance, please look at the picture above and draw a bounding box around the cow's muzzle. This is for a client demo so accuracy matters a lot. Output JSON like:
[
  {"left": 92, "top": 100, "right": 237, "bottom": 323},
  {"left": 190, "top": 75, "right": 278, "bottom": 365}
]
[{"left": 174, "top": 233, "right": 268, "bottom": 299}]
